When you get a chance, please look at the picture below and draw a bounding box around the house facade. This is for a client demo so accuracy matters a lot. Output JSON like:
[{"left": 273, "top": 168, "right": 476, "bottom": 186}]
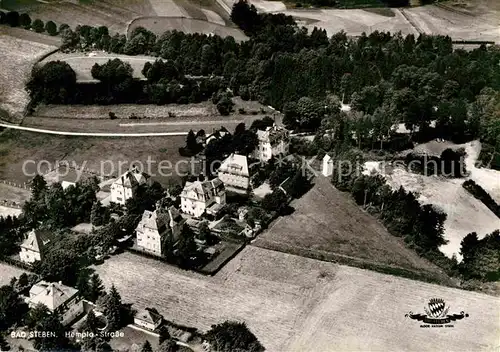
[
  {"left": 217, "top": 153, "right": 250, "bottom": 192},
  {"left": 19, "top": 230, "right": 51, "bottom": 264},
  {"left": 110, "top": 167, "right": 150, "bottom": 205},
  {"left": 180, "top": 178, "right": 226, "bottom": 218},
  {"left": 134, "top": 309, "right": 163, "bottom": 331},
  {"left": 28, "top": 281, "right": 84, "bottom": 326},
  {"left": 253, "top": 125, "right": 289, "bottom": 162},
  {"left": 136, "top": 205, "right": 185, "bottom": 256}
]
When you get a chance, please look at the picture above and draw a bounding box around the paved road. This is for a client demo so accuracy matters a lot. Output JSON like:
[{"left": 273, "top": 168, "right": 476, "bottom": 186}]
[{"left": 0, "top": 123, "right": 188, "bottom": 137}]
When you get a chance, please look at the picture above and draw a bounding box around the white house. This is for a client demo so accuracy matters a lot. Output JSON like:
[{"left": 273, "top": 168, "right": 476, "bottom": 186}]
[
  {"left": 217, "top": 153, "right": 250, "bottom": 192},
  {"left": 110, "top": 167, "right": 150, "bottom": 205},
  {"left": 19, "top": 230, "right": 51, "bottom": 264},
  {"left": 134, "top": 308, "right": 163, "bottom": 331},
  {"left": 253, "top": 125, "right": 289, "bottom": 162},
  {"left": 322, "top": 154, "right": 334, "bottom": 177},
  {"left": 136, "top": 205, "right": 184, "bottom": 256},
  {"left": 28, "top": 281, "right": 84, "bottom": 326},
  {"left": 180, "top": 178, "right": 226, "bottom": 218}
]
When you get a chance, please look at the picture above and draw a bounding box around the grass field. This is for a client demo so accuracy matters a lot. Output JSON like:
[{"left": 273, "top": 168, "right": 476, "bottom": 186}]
[
  {"left": 253, "top": 176, "right": 452, "bottom": 284},
  {"left": 0, "top": 28, "right": 59, "bottom": 122},
  {"left": 364, "top": 140, "right": 500, "bottom": 259},
  {"left": 0, "top": 263, "right": 28, "bottom": 287},
  {"left": 0, "top": 129, "right": 188, "bottom": 186},
  {"left": 94, "top": 247, "right": 500, "bottom": 352},
  {"left": 127, "top": 16, "right": 248, "bottom": 41}
]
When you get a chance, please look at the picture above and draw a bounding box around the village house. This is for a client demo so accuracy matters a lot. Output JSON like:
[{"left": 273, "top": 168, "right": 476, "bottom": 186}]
[
  {"left": 180, "top": 178, "right": 226, "bottom": 218},
  {"left": 28, "top": 281, "right": 84, "bottom": 326},
  {"left": 136, "top": 204, "right": 185, "bottom": 256},
  {"left": 205, "top": 127, "right": 230, "bottom": 146},
  {"left": 253, "top": 125, "right": 290, "bottom": 162},
  {"left": 134, "top": 308, "right": 163, "bottom": 331},
  {"left": 322, "top": 153, "right": 334, "bottom": 177},
  {"left": 110, "top": 167, "right": 150, "bottom": 205},
  {"left": 217, "top": 153, "right": 251, "bottom": 193},
  {"left": 19, "top": 230, "right": 52, "bottom": 264}
]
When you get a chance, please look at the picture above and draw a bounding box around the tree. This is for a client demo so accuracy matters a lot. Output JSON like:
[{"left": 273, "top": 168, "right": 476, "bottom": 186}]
[
  {"left": 5, "top": 11, "right": 20, "bottom": 27},
  {"left": 45, "top": 20, "right": 57, "bottom": 36},
  {"left": 204, "top": 321, "right": 264, "bottom": 352},
  {"left": 32, "top": 19, "right": 45, "bottom": 33},
  {"left": 91, "top": 202, "right": 110, "bottom": 226},
  {"left": 32, "top": 310, "right": 70, "bottom": 351},
  {"left": 141, "top": 340, "right": 153, "bottom": 352},
  {"left": 0, "top": 285, "right": 28, "bottom": 331},
  {"left": 0, "top": 333, "right": 9, "bottom": 351},
  {"left": 216, "top": 93, "right": 234, "bottom": 116},
  {"left": 88, "top": 274, "right": 105, "bottom": 302},
  {"left": 19, "top": 13, "right": 31, "bottom": 28},
  {"left": 158, "top": 325, "right": 171, "bottom": 345},
  {"left": 158, "top": 339, "right": 178, "bottom": 352},
  {"left": 31, "top": 174, "right": 47, "bottom": 201},
  {"left": 26, "top": 303, "right": 51, "bottom": 329},
  {"left": 100, "top": 285, "right": 123, "bottom": 331},
  {"left": 27, "top": 61, "right": 77, "bottom": 104},
  {"left": 261, "top": 190, "right": 288, "bottom": 214}
]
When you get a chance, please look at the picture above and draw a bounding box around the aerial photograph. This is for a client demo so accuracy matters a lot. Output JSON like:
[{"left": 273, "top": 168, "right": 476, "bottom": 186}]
[{"left": 0, "top": 0, "right": 498, "bottom": 351}]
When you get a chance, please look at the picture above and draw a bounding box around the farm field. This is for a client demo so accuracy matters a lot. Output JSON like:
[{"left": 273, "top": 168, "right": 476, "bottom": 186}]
[
  {"left": 0, "top": 28, "right": 59, "bottom": 122},
  {"left": 364, "top": 140, "right": 500, "bottom": 259},
  {"left": 0, "top": 263, "right": 28, "bottom": 287},
  {"left": 253, "top": 175, "right": 452, "bottom": 284},
  {"left": 0, "top": 183, "right": 31, "bottom": 204},
  {"left": 128, "top": 16, "right": 248, "bottom": 41},
  {"left": 94, "top": 247, "right": 500, "bottom": 352},
  {"left": 0, "top": 129, "right": 188, "bottom": 186}
]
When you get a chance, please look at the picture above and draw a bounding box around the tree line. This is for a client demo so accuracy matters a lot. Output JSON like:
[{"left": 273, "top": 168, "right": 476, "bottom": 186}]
[{"left": 0, "top": 10, "right": 58, "bottom": 35}]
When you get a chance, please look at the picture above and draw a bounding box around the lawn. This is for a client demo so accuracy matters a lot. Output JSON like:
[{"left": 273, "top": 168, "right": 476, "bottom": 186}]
[
  {"left": 0, "top": 263, "right": 28, "bottom": 287},
  {"left": 94, "top": 247, "right": 500, "bottom": 352},
  {"left": 0, "top": 129, "right": 188, "bottom": 186},
  {"left": 253, "top": 175, "right": 452, "bottom": 284},
  {"left": 0, "top": 28, "right": 59, "bottom": 122}
]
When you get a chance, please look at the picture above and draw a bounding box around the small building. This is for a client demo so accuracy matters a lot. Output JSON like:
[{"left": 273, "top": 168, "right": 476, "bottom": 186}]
[
  {"left": 28, "top": 281, "right": 84, "bottom": 326},
  {"left": 136, "top": 205, "right": 185, "bottom": 256},
  {"left": 205, "top": 127, "right": 230, "bottom": 146},
  {"left": 134, "top": 308, "right": 163, "bottom": 331},
  {"left": 19, "top": 230, "right": 52, "bottom": 264},
  {"left": 217, "top": 153, "right": 250, "bottom": 193},
  {"left": 253, "top": 125, "right": 289, "bottom": 162},
  {"left": 110, "top": 167, "right": 150, "bottom": 205},
  {"left": 180, "top": 178, "right": 226, "bottom": 218},
  {"left": 322, "top": 154, "right": 334, "bottom": 177}
]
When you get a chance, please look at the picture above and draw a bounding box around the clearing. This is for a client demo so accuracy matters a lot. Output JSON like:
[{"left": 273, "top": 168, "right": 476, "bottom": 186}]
[
  {"left": 127, "top": 16, "right": 248, "bottom": 41},
  {"left": 0, "top": 263, "right": 28, "bottom": 287},
  {"left": 0, "top": 28, "right": 59, "bottom": 122},
  {"left": 364, "top": 140, "right": 500, "bottom": 259},
  {"left": 253, "top": 175, "right": 452, "bottom": 284},
  {"left": 94, "top": 247, "right": 500, "bottom": 352},
  {"left": 0, "top": 129, "right": 188, "bottom": 186}
]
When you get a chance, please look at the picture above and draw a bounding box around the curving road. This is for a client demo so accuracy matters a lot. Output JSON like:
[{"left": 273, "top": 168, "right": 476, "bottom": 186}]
[{"left": 0, "top": 123, "right": 188, "bottom": 137}]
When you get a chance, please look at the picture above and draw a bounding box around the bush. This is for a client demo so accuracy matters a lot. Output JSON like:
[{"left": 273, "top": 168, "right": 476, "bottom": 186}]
[
  {"left": 32, "top": 19, "right": 45, "bottom": 33},
  {"left": 45, "top": 20, "right": 57, "bottom": 36},
  {"left": 238, "top": 108, "right": 246, "bottom": 114},
  {"left": 109, "top": 112, "right": 117, "bottom": 119},
  {"left": 5, "top": 11, "right": 20, "bottom": 27},
  {"left": 19, "top": 13, "right": 31, "bottom": 28}
]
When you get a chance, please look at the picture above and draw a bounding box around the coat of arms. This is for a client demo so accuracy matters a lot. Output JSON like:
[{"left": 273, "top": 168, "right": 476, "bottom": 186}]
[{"left": 406, "top": 298, "right": 469, "bottom": 326}]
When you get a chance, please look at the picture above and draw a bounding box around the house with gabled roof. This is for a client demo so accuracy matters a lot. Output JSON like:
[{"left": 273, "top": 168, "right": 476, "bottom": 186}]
[
  {"left": 28, "top": 281, "right": 84, "bottom": 326},
  {"left": 136, "top": 205, "right": 185, "bottom": 256},
  {"left": 217, "top": 153, "right": 251, "bottom": 192},
  {"left": 180, "top": 178, "right": 226, "bottom": 218},
  {"left": 134, "top": 308, "right": 163, "bottom": 331},
  {"left": 19, "top": 230, "right": 52, "bottom": 264},
  {"left": 253, "top": 124, "right": 289, "bottom": 162},
  {"left": 110, "top": 166, "right": 150, "bottom": 205}
]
